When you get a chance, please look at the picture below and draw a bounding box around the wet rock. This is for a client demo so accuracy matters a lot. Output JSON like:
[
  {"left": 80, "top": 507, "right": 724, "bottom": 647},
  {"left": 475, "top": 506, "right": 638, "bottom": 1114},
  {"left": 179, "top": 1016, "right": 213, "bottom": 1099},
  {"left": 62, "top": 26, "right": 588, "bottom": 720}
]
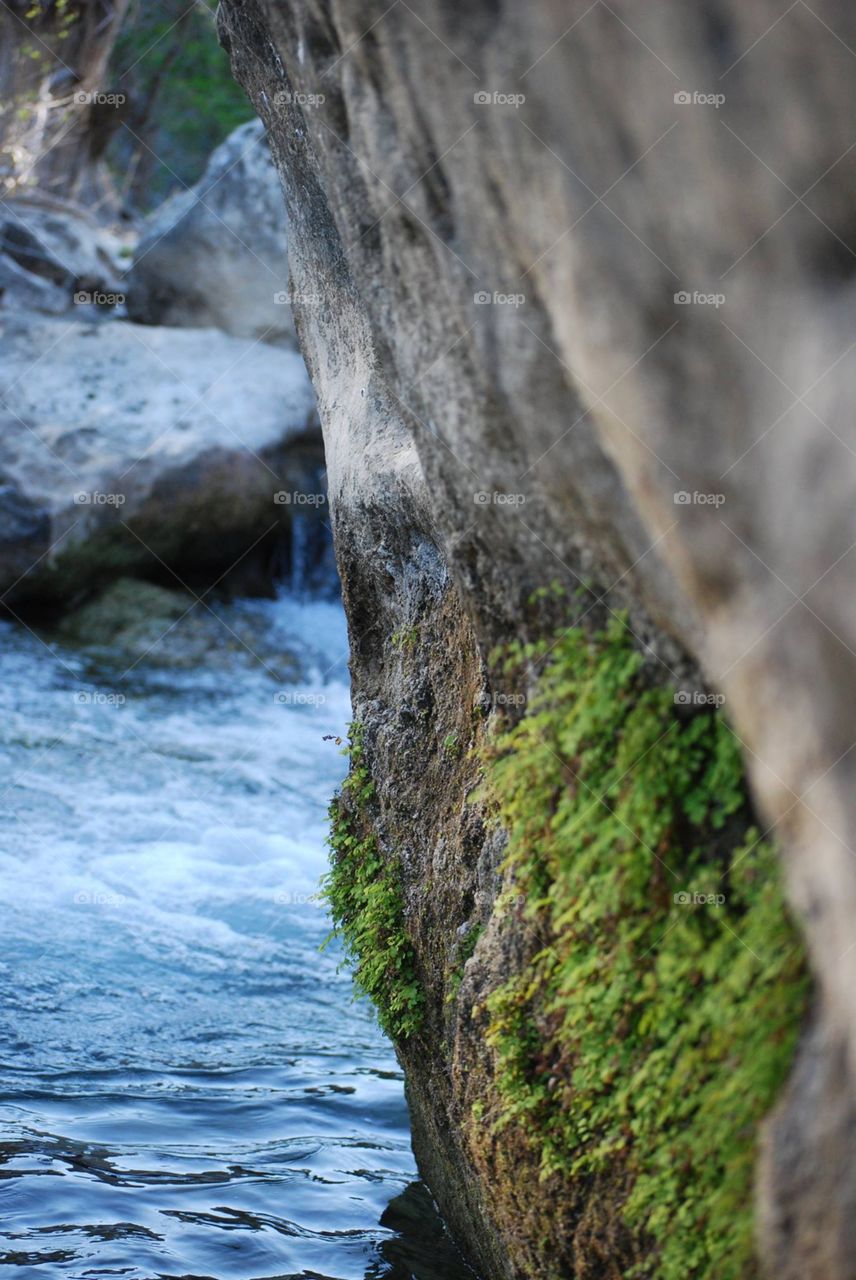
[
  {"left": 56, "top": 576, "right": 301, "bottom": 678},
  {"left": 57, "top": 577, "right": 190, "bottom": 649},
  {"left": 0, "top": 310, "right": 319, "bottom": 609},
  {"left": 219, "top": 1, "right": 856, "bottom": 1277}
]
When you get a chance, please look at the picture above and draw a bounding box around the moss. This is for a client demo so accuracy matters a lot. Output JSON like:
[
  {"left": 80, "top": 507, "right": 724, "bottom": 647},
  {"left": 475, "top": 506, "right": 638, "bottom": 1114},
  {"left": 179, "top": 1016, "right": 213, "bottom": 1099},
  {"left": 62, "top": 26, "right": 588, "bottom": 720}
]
[
  {"left": 391, "top": 625, "right": 420, "bottom": 652},
  {"left": 57, "top": 577, "right": 190, "bottom": 646},
  {"left": 478, "top": 616, "right": 808, "bottom": 1279},
  {"left": 322, "top": 723, "right": 424, "bottom": 1040},
  {"left": 447, "top": 923, "right": 484, "bottom": 1002}
]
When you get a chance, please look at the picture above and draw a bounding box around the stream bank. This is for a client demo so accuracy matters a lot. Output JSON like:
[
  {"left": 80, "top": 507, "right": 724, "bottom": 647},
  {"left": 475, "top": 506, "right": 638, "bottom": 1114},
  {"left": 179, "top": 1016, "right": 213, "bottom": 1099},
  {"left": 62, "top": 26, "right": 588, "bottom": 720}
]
[
  {"left": 219, "top": 2, "right": 856, "bottom": 1276},
  {"left": 0, "top": 591, "right": 474, "bottom": 1279},
  {"left": 0, "top": 109, "right": 477, "bottom": 1278}
]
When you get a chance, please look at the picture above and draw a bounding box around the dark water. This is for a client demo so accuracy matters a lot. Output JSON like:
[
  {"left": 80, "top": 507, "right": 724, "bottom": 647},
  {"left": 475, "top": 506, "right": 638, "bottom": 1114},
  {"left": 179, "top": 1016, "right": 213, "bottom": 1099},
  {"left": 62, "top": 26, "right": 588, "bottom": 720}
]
[{"left": 0, "top": 596, "right": 473, "bottom": 1279}]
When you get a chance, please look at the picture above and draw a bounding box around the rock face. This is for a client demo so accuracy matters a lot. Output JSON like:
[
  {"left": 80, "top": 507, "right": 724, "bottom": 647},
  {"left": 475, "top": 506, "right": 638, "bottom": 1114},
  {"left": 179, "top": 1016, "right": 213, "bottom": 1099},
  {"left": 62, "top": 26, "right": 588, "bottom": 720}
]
[
  {"left": 126, "top": 119, "right": 296, "bottom": 344},
  {"left": 0, "top": 309, "right": 320, "bottom": 609},
  {"left": 219, "top": 2, "right": 856, "bottom": 1277}
]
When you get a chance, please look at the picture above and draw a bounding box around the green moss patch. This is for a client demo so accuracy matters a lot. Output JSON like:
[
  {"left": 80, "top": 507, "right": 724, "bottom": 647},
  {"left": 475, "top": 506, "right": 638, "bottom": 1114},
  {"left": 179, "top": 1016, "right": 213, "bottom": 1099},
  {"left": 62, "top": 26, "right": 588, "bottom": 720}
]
[
  {"left": 322, "top": 724, "right": 424, "bottom": 1040},
  {"left": 480, "top": 617, "right": 808, "bottom": 1279}
]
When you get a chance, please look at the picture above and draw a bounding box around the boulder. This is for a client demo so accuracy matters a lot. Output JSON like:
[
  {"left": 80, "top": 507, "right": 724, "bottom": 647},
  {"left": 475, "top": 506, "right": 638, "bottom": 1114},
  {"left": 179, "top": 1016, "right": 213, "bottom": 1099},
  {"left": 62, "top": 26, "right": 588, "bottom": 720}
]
[
  {"left": 0, "top": 310, "right": 320, "bottom": 608},
  {"left": 0, "top": 198, "right": 127, "bottom": 313},
  {"left": 126, "top": 119, "right": 295, "bottom": 344},
  {"left": 218, "top": 2, "right": 856, "bottom": 1277},
  {"left": 0, "top": 248, "right": 67, "bottom": 315},
  {"left": 56, "top": 576, "right": 302, "bottom": 678}
]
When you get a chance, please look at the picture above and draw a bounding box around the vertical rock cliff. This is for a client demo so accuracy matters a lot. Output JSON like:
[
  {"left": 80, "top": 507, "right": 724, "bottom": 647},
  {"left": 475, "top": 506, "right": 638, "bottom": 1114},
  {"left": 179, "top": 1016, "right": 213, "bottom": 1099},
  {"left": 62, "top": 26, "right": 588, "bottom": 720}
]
[{"left": 218, "top": 2, "right": 856, "bottom": 1275}]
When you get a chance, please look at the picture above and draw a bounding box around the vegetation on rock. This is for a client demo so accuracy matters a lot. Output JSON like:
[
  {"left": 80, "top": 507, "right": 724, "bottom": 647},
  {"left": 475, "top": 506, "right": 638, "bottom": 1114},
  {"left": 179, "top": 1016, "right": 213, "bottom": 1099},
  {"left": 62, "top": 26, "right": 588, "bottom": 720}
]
[
  {"left": 477, "top": 615, "right": 808, "bottom": 1279},
  {"left": 447, "top": 923, "right": 483, "bottom": 1003},
  {"left": 323, "top": 723, "right": 425, "bottom": 1040}
]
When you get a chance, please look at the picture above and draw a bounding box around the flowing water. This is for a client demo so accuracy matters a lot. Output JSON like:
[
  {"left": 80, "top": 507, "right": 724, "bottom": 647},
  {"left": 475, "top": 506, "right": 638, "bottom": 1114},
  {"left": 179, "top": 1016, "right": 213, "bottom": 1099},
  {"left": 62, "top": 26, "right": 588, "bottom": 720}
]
[{"left": 0, "top": 592, "right": 472, "bottom": 1280}]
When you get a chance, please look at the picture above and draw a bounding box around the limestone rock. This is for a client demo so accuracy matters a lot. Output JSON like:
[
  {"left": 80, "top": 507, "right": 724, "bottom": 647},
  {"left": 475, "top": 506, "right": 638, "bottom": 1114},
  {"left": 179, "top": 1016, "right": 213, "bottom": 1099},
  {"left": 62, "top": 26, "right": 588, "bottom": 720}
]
[
  {"left": 219, "top": 2, "right": 856, "bottom": 1276},
  {"left": 0, "top": 310, "right": 319, "bottom": 607},
  {"left": 126, "top": 119, "right": 295, "bottom": 344},
  {"left": 0, "top": 198, "right": 127, "bottom": 314}
]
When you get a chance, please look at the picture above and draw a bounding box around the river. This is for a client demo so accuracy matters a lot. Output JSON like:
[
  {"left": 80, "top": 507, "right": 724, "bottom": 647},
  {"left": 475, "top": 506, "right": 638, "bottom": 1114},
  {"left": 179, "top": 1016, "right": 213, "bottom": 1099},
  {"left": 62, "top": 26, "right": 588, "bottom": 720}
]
[{"left": 0, "top": 591, "right": 472, "bottom": 1279}]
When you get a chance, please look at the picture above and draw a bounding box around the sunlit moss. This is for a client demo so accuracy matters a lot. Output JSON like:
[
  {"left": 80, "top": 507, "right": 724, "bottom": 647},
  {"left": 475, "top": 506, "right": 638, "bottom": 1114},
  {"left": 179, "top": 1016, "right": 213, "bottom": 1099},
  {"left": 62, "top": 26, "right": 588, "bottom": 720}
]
[
  {"left": 480, "top": 616, "right": 808, "bottom": 1279},
  {"left": 323, "top": 723, "right": 424, "bottom": 1040}
]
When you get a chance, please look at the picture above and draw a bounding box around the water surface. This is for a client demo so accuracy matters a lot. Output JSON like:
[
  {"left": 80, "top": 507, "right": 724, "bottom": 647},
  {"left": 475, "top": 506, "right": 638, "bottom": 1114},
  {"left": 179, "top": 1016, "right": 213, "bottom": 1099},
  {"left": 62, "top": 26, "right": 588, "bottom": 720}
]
[{"left": 0, "top": 594, "right": 472, "bottom": 1279}]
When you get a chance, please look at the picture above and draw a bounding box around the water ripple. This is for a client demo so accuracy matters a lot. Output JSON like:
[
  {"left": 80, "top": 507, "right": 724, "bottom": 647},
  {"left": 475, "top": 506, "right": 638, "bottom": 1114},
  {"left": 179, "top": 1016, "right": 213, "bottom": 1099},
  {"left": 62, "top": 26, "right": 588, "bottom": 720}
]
[{"left": 0, "top": 599, "right": 475, "bottom": 1279}]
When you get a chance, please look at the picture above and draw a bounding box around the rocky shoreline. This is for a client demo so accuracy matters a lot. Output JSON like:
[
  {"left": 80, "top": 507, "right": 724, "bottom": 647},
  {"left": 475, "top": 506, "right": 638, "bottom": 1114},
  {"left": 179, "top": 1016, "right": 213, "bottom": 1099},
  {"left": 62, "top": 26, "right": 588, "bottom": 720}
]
[
  {"left": 219, "top": 3, "right": 856, "bottom": 1277},
  {"left": 2, "top": 3, "right": 853, "bottom": 1274},
  {"left": 0, "top": 120, "right": 331, "bottom": 620}
]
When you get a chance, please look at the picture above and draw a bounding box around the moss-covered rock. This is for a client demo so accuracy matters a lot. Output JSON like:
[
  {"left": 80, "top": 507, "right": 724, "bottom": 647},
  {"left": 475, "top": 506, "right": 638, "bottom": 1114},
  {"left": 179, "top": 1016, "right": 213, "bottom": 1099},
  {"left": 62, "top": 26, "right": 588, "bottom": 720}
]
[
  {"left": 221, "top": 1, "right": 856, "bottom": 1271},
  {"left": 55, "top": 575, "right": 301, "bottom": 678},
  {"left": 57, "top": 577, "right": 190, "bottom": 649},
  {"left": 323, "top": 723, "right": 425, "bottom": 1040},
  {"left": 470, "top": 616, "right": 808, "bottom": 1279},
  {"left": 327, "top": 608, "right": 807, "bottom": 1279}
]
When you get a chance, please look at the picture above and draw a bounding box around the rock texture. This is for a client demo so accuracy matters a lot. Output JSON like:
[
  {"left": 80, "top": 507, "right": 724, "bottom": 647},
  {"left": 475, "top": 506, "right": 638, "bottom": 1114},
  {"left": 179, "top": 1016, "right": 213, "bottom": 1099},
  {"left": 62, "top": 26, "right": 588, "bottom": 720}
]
[
  {"left": 0, "top": 198, "right": 127, "bottom": 313},
  {"left": 57, "top": 576, "right": 302, "bottom": 678},
  {"left": 0, "top": 309, "right": 320, "bottom": 609},
  {"left": 218, "top": 1, "right": 856, "bottom": 1276},
  {"left": 126, "top": 119, "right": 296, "bottom": 344}
]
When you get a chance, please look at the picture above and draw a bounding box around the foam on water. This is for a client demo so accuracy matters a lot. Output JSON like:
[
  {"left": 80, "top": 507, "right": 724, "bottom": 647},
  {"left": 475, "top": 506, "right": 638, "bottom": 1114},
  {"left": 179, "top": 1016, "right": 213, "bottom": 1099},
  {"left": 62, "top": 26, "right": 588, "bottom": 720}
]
[{"left": 0, "top": 594, "right": 473, "bottom": 1279}]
